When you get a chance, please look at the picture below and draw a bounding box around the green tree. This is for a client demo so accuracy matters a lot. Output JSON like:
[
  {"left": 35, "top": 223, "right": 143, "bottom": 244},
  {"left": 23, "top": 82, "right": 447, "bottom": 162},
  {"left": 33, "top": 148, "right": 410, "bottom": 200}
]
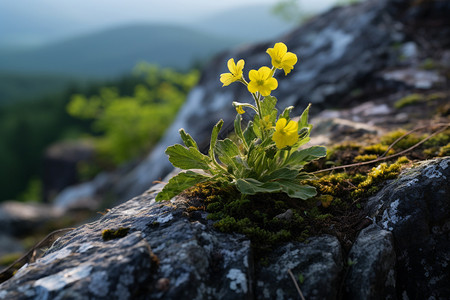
[{"left": 67, "top": 64, "right": 199, "bottom": 165}]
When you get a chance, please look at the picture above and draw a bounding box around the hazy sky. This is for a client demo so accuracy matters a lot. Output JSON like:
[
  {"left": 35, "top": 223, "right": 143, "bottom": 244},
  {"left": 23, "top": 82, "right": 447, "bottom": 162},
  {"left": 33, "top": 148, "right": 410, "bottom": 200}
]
[
  {"left": 0, "top": 0, "right": 340, "bottom": 46},
  {"left": 2, "top": 0, "right": 339, "bottom": 24}
]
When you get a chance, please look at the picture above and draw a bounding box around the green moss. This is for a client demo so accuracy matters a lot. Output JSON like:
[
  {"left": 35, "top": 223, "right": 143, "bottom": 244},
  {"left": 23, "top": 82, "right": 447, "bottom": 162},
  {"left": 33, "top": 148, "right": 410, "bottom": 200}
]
[
  {"left": 354, "top": 154, "right": 378, "bottom": 162},
  {"left": 380, "top": 129, "right": 422, "bottom": 150},
  {"left": 352, "top": 157, "right": 409, "bottom": 198},
  {"left": 438, "top": 143, "right": 450, "bottom": 156},
  {"left": 423, "top": 130, "right": 450, "bottom": 148},
  {"left": 394, "top": 94, "right": 425, "bottom": 109},
  {"left": 362, "top": 144, "right": 392, "bottom": 155},
  {"left": 101, "top": 227, "right": 130, "bottom": 241}
]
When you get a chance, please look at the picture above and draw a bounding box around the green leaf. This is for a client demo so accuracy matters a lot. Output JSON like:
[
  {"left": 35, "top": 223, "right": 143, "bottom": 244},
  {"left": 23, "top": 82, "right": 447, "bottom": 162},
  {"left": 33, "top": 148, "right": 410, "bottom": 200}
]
[
  {"left": 253, "top": 116, "right": 262, "bottom": 139},
  {"left": 260, "top": 96, "right": 278, "bottom": 117},
  {"left": 293, "top": 136, "right": 311, "bottom": 149},
  {"left": 236, "top": 178, "right": 282, "bottom": 195},
  {"left": 280, "top": 106, "right": 294, "bottom": 120},
  {"left": 155, "top": 171, "right": 210, "bottom": 201},
  {"left": 285, "top": 146, "right": 327, "bottom": 167},
  {"left": 298, "top": 103, "right": 311, "bottom": 129},
  {"left": 243, "top": 121, "right": 257, "bottom": 145},
  {"left": 277, "top": 180, "right": 317, "bottom": 199},
  {"left": 261, "top": 167, "right": 299, "bottom": 181},
  {"left": 210, "top": 119, "right": 224, "bottom": 160},
  {"left": 166, "top": 144, "right": 211, "bottom": 170},
  {"left": 179, "top": 128, "right": 198, "bottom": 149},
  {"left": 215, "top": 138, "right": 240, "bottom": 168}
]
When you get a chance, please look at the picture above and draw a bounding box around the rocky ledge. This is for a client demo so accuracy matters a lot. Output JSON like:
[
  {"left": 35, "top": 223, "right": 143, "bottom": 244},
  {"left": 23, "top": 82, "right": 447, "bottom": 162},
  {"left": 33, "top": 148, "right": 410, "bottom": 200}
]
[{"left": 0, "top": 157, "right": 448, "bottom": 299}]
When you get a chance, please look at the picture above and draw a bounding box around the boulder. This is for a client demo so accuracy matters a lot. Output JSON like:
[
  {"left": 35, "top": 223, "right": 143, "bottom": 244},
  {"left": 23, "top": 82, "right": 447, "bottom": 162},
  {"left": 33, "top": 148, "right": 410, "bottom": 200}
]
[
  {"left": 1, "top": 158, "right": 448, "bottom": 299},
  {"left": 43, "top": 140, "right": 95, "bottom": 202},
  {"left": 366, "top": 157, "right": 450, "bottom": 299}
]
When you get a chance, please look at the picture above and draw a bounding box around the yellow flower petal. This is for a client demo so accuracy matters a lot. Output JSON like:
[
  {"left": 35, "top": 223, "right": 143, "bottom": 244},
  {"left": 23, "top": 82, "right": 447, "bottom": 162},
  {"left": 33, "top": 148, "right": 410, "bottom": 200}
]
[
  {"left": 248, "top": 69, "right": 259, "bottom": 82},
  {"left": 275, "top": 118, "right": 287, "bottom": 131},
  {"left": 284, "top": 120, "right": 298, "bottom": 132},
  {"left": 236, "top": 59, "right": 245, "bottom": 73},
  {"left": 272, "top": 118, "right": 299, "bottom": 149},
  {"left": 227, "top": 58, "right": 236, "bottom": 73},
  {"left": 266, "top": 42, "right": 298, "bottom": 75},
  {"left": 220, "top": 73, "right": 234, "bottom": 86},
  {"left": 247, "top": 67, "right": 278, "bottom": 96},
  {"left": 220, "top": 58, "right": 245, "bottom": 86},
  {"left": 258, "top": 66, "right": 272, "bottom": 79},
  {"left": 247, "top": 81, "right": 259, "bottom": 93}
]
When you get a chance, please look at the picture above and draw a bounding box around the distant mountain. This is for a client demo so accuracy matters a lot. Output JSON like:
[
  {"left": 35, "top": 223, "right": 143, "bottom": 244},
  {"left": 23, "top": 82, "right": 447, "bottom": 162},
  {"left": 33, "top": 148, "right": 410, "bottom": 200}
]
[{"left": 0, "top": 24, "right": 241, "bottom": 77}]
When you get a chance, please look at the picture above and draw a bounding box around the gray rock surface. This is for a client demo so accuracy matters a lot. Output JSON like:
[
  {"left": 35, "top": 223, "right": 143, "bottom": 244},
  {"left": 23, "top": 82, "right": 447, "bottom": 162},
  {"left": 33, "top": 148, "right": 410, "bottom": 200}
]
[
  {"left": 256, "top": 236, "right": 343, "bottom": 300},
  {"left": 0, "top": 187, "right": 253, "bottom": 300},
  {"left": 366, "top": 157, "right": 450, "bottom": 299},
  {"left": 1, "top": 158, "right": 449, "bottom": 299},
  {"left": 344, "top": 224, "right": 396, "bottom": 300}
]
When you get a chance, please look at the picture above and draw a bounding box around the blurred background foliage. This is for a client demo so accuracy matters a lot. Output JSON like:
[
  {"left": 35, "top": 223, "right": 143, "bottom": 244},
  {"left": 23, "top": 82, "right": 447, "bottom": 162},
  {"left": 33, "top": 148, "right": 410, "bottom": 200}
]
[
  {"left": 0, "top": 63, "right": 198, "bottom": 202},
  {"left": 67, "top": 63, "right": 199, "bottom": 166}
]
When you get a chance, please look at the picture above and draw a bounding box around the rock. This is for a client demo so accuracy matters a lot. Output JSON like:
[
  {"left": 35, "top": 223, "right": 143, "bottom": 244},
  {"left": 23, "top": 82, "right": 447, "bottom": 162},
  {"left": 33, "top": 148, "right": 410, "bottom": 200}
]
[
  {"left": 1, "top": 157, "right": 449, "bottom": 298},
  {"left": 43, "top": 140, "right": 95, "bottom": 202},
  {"left": 0, "top": 201, "right": 63, "bottom": 236},
  {"left": 344, "top": 224, "right": 396, "bottom": 300},
  {"left": 0, "top": 189, "right": 253, "bottom": 300},
  {"left": 256, "top": 236, "right": 343, "bottom": 300},
  {"left": 366, "top": 157, "right": 450, "bottom": 299}
]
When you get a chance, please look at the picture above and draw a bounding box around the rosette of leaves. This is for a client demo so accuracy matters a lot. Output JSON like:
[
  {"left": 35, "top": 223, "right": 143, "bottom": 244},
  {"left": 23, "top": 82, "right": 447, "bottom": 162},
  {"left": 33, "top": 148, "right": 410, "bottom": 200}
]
[{"left": 155, "top": 99, "right": 326, "bottom": 201}]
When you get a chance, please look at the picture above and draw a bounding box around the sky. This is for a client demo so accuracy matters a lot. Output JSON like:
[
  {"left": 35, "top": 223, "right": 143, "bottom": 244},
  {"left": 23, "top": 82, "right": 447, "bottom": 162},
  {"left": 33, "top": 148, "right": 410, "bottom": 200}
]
[{"left": 0, "top": 0, "right": 340, "bottom": 47}]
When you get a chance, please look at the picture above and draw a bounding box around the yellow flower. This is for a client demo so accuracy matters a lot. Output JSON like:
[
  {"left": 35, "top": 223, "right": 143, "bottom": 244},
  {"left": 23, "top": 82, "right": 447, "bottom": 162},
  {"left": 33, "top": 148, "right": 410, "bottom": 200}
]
[
  {"left": 247, "top": 67, "right": 278, "bottom": 96},
  {"left": 272, "top": 118, "right": 298, "bottom": 149},
  {"left": 220, "top": 58, "right": 245, "bottom": 86},
  {"left": 236, "top": 105, "right": 245, "bottom": 114},
  {"left": 266, "top": 42, "right": 298, "bottom": 75}
]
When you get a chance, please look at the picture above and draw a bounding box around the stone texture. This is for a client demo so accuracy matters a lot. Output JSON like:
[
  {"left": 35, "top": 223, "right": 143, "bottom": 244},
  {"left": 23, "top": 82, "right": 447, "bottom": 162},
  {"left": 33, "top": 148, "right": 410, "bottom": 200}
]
[
  {"left": 0, "top": 187, "right": 253, "bottom": 300},
  {"left": 366, "top": 157, "right": 450, "bottom": 299},
  {"left": 1, "top": 158, "right": 449, "bottom": 299},
  {"left": 344, "top": 224, "right": 396, "bottom": 300},
  {"left": 256, "top": 236, "right": 343, "bottom": 300}
]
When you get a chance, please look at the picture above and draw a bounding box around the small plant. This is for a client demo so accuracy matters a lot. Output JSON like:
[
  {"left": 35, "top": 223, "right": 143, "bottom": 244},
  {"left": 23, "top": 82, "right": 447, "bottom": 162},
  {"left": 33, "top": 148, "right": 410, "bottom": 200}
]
[{"left": 156, "top": 43, "right": 326, "bottom": 202}]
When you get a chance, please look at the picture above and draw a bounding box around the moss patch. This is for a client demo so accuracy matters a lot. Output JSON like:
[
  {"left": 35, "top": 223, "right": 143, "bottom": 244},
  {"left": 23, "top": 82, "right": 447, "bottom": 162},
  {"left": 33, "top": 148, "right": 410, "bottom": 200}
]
[
  {"left": 181, "top": 126, "right": 449, "bottom": 260},
  {"left": 394, "top": 94, "right": 425, "bottom": 109},
  {"left": 101, "top": 227, "right": 130, "bottom": 241}
]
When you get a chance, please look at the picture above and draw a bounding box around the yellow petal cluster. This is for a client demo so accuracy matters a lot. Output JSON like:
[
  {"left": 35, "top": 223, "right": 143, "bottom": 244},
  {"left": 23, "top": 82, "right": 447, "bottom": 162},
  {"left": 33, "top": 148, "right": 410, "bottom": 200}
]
[
  {"left": 266, "top": 42, "right": 298, "bottom": 75},
  {"left": 220, "top": 58, "right": 245, "bottom": 86},
  {"left": 272, "top": 118, "right": 298, "bottom": 149},
  {"left": 247, "top": 67, "right": 278, "bottom": 97}
]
